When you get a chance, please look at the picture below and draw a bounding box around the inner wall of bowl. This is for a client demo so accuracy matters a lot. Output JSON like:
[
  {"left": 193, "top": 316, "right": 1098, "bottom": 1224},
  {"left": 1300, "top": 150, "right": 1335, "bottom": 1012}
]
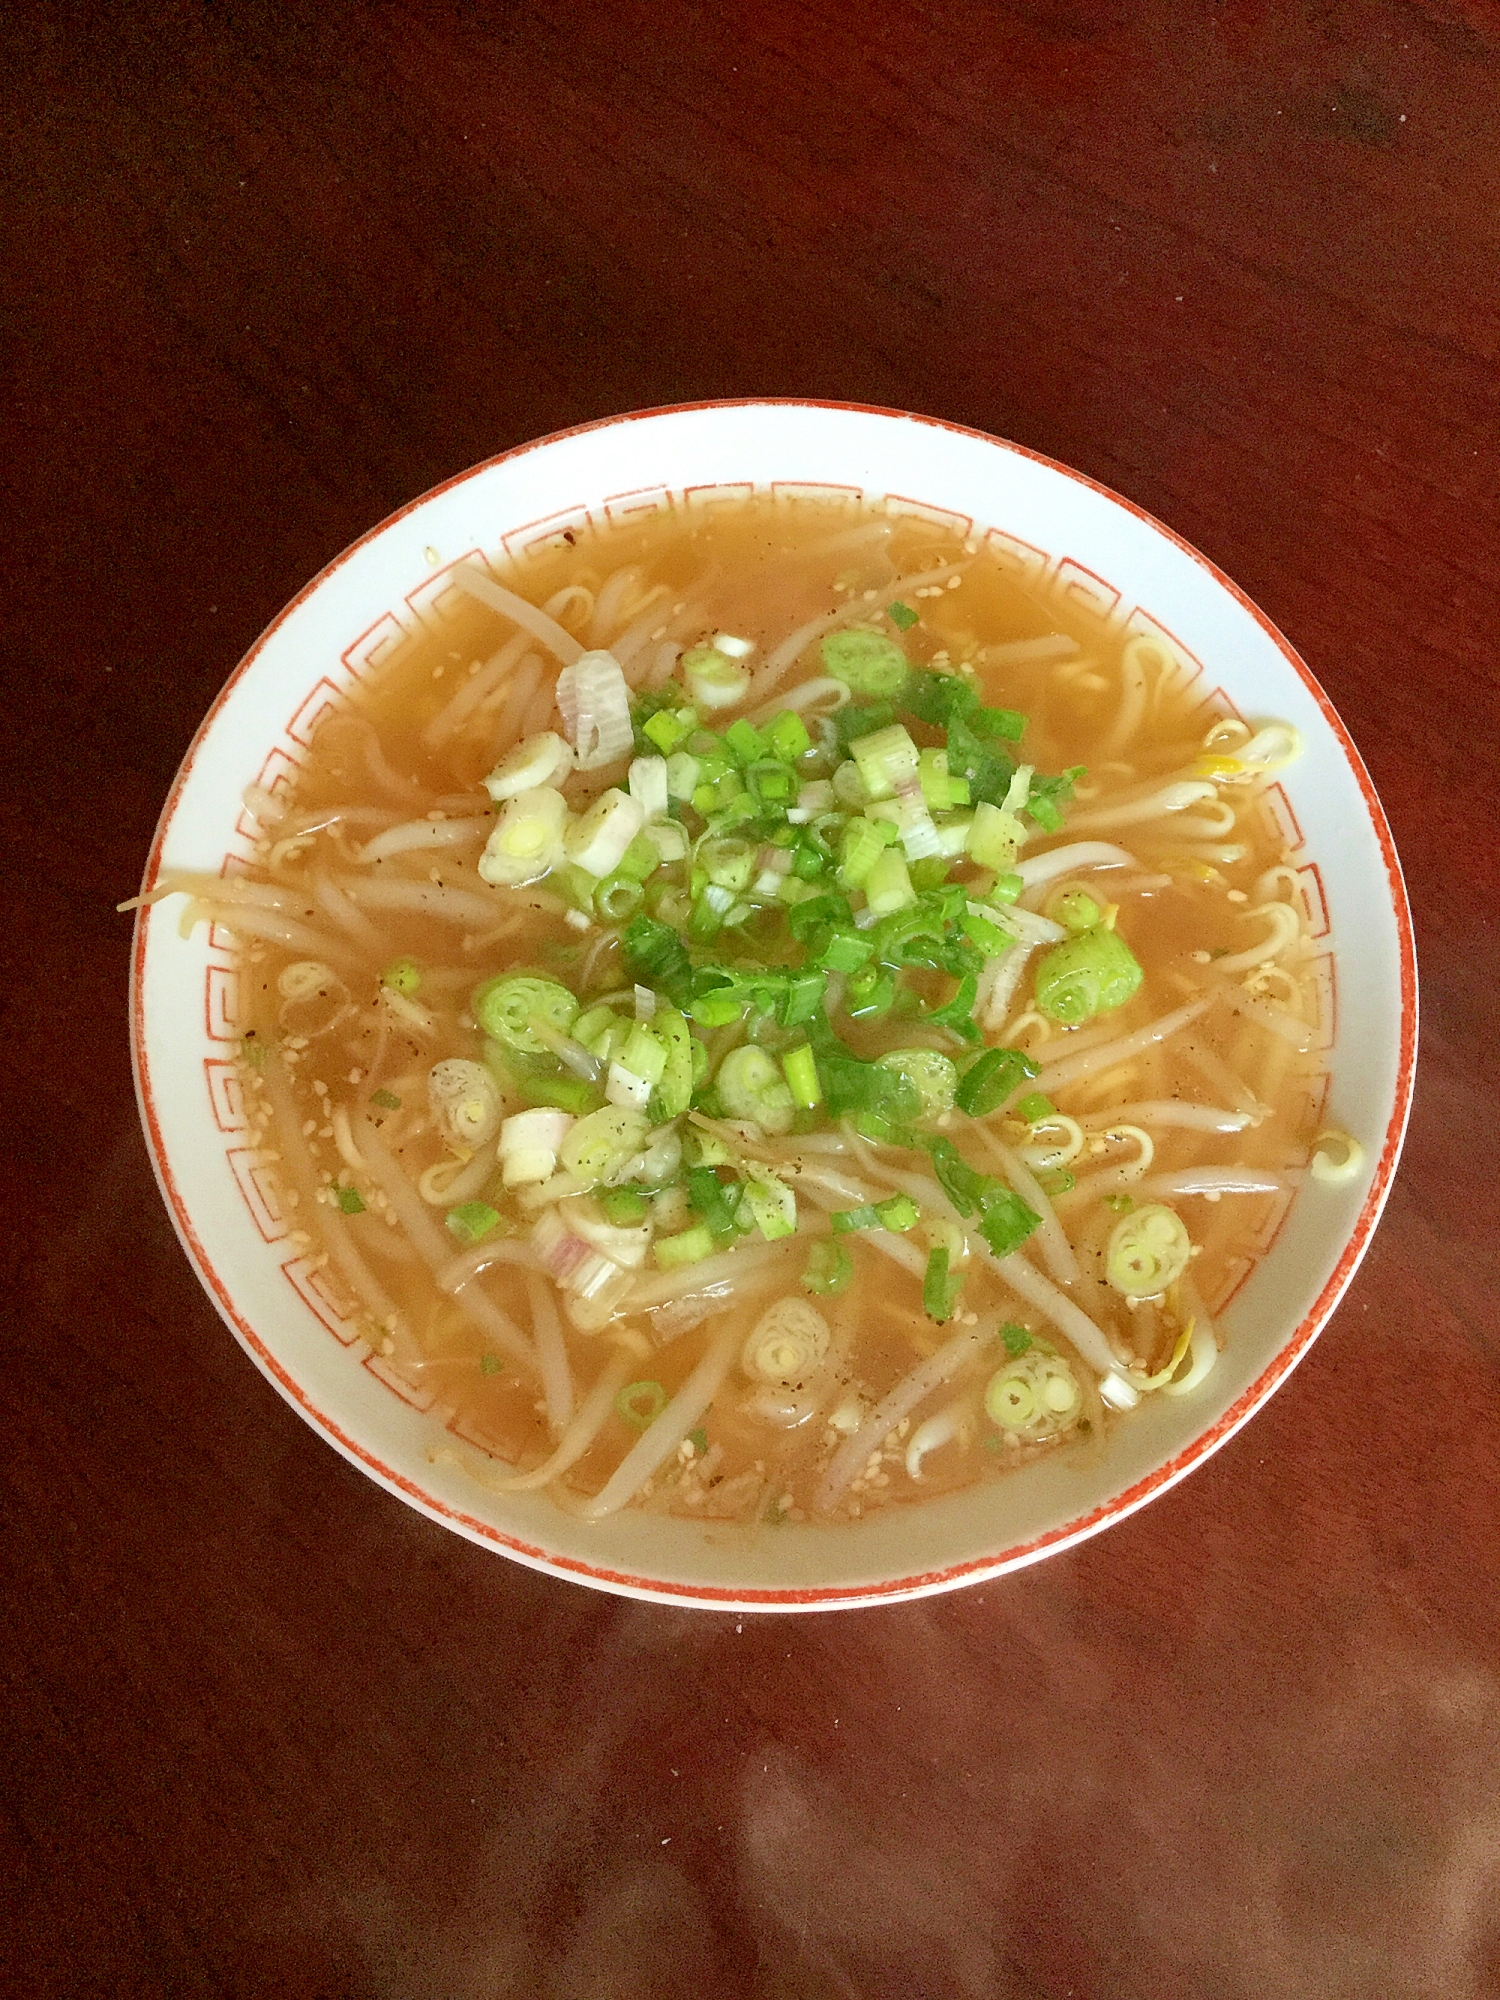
[{"left": 138, "top": 402, "right": 1408, "bottom": 1603}]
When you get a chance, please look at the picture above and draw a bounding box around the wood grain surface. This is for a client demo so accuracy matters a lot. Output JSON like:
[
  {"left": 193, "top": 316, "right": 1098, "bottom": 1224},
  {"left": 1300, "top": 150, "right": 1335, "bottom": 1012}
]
[{"left": 4, "top": 3, "right": 1498, "bottom": 1995}]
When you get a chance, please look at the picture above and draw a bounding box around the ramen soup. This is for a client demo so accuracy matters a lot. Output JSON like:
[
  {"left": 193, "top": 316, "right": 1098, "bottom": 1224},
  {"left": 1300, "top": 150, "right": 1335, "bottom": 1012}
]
[{"left": 136, "top": 498, "right": 1355, "bottom": 1526}]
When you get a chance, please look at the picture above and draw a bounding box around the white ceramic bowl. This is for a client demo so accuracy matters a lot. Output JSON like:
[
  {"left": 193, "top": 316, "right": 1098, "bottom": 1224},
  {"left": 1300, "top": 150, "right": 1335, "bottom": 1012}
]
[{"left": 130, "top": 401, "right": 1417, "bottom": 1610}]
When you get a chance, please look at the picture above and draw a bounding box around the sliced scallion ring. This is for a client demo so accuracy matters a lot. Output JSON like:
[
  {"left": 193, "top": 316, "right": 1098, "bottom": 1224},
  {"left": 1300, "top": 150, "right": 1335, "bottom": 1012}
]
[
  {"left": 1106, "top": 1203, "right": 1191, "bottom": 1297},
  {"left": 615, "top": 1380, "right": 668, "bottom": 1430}
]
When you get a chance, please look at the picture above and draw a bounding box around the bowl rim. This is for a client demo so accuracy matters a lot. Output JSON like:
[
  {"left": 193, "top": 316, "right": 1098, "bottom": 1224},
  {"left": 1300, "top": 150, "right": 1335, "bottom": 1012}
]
[{"left": 130, "top": 397, "right": 1419, "bottom": 1609}]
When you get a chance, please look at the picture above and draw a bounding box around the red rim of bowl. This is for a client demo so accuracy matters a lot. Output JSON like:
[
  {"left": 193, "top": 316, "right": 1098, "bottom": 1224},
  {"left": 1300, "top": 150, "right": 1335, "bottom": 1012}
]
[{"left": 130, "top": 399, "right": 1419, "bottom": 1609}]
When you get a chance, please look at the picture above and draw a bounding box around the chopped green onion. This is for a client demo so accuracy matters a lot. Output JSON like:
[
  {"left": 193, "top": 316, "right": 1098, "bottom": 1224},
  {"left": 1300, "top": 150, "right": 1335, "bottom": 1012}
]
[
  {"left": 620, "top": 1021, "right": 668, "bottom": 1087},
  {"left": 616, "top": 1379, "right": 669, "bottom": 1428},
  {"left": 845, "top": 966, "right": 896, "bottom": 1019},
  {"left": 335, "top": 1185, "right": 366, "bottom": 1215},
  {"left": 649, "top": 1007, "right": 694, "bottom": 1119},
  {"left": 863, "top": 846, "right": 916, "bottom": 916},
  {"left": 822, "top": 628, "right": 910, "bottom": 698},
  {"left": 925, "top": 1137, "right": 988, "bottom": 1215},
  {"left": 698, "top": 834, "right": 756, "bottom": 893},
  {"left": 818, "top": 929, "right": 874, "bottom": 973},
  {"left": 683, "top": 1126, "right": 734, "bottom": 1168},
  {"left": 683, "top": 645, "right": 751, "bottom": 711},
  {"left": 690, "top": 988, "right": 746, "bottom": 1029},
  {"left": 716, "top": 1045, "right": 797, "bottom": 1134},
  {"left": 909, "top": 855, "right": 951, "bottom": 891},
  {"left": 622, "top": 914, "right": 693, "bottom": 1005},
  {"left": 594, "top": 873, "right": 644, "bottom": 922},
  {"left": 917, "top": 746, "right": 953, "bottom": 810},
  {"left": 642, "top": 706, "right": 696, "bottom": 754},
  {"left": 802, "top": 1240, "right": 853, "bottom": 1295},
  {"left": 922, "top": 1246, "right": 965, "bottom": 1321},
  {"left": 1106, "top": 1203, "right": 1191, "bottom": 1296},
  {"left": 816, "top": 1048, "right": 918, "bottom": 1125},
  {"left": 886, "top": 600, "right": 919, "bottom": 632},
  {"left": 922, "top": 971, "right": 981, "bottom": 1042},
  {"left": 782, "top": 1044, "right": 823, "bottom": 1110},
  {"left": 747, "top": 758, "right": 796, "bottom": 807},
  {"left": 617, "top": 833, "right": 663, "bottom": 882},
  {"left": 902, "top": 668, "right": 976, "bottom": 726},
  {"left": 557, "top": 860, "right": 601, "bottom": 912},
  {"left": 787, "top": 890, "right": 852, "bottom": 940},
  {"left": 573, "top": 1004, "right": 621, "bottom": 1050},
  {"left": 875, "top": 1193, "right": 919, "bottom": 1231},
  {"left": 724, "top": 717, "right": 765, "bottom": 765},
  {"left": 1027, "top": 767, "right": 1084, "bottom": 828},
  {"left": 560, "top": 1105, "right": 649, "bottom": 1184},
  {"left": 445, "top": 1201, "right": 500, "bottom": 1245},
  {"left": 956, "top": 1046, "right": 1040, "bottom": 1116},
  {"left": 851, "top": 722, "right": 919, "bottom": 802},
  {"left": 778, "top": 972, "right": 825, "bottom": 1030},
  {"left": 965, "top": 800, "right": 1024, "bottom": 871},
  {"left": 1105, "top": 1192, "right": 1135, "bottom": 1214},
  {"left": 479, "top": 1352, "right": 502, "bottom": 1376},
  {"left": 599, "top": 1186, "right": 650, "bottom": 1226},
  {"left": 369, "top": 1088, "right": 401, "bottom": 1111},
  {"left": 1002, "top": 1322, "right": 1032, "bottom": 1357},
  {"left": 1037, "top": 1168, "right": 1075, "bottom": 1197},
  {"left": 1017, "top": 1091, "right": 1055, "bottom": 1123},
  {"left": 977, "top": 1188, "right": 1041, "bottom": 1258},
  {"left": 961, "top": 910, "right": 1010, "bottom": 957},
  {"left": 382, "top": 957, "right": 421, "bottom": 996},
  {"left": 686, "top": 1425, "right": 709, "bottom": 1455},
  {"left": 685, "top": 1167, "right": 742, "bottom": 1242},
  {"left": 791, "top": 838, "right": 828, "bottom": 882},
  {"left": 1046, "top": 884, "right": 1104, "bottom": 932},
  {"left": 992, "top": 871, "right": 1024, "bottom": 904},
  {"left": 830, "top": 1194, "right": 918, "bottom": 1234},
  {"left": 654, "top": 1224, "right": 716, "bottom": 1271},
  {"left": 875, "top": 1047, "right": 957, "bottom": 1121},
  {"left": 986, "top": 1372, "right": 1036, "bottom": 1428},
  {"left": 743, "top": 1164, "right": 797, "bottom": 1239},
  {"left": 472, "top": 974, "right": 579, "bottom": 1056},
  {"left": 973, "top": 705, "right": 1026, "bottom": 742},
  {"left": 765, "top": 710, "right": 812, "bottom": 760},
  {"left": 513, "top": 1069, "right": 605, "bottom": 1116},
  {"left": 1034, "top": 926, "right": 1143, "bottom": 1025},
  {"left": 837, "top": 815, "right": 887, "bottom": 888},
  {"left": 665, "top": 751, "right": 701, "bottom": 799},
  {"left": 923, "top": 1138, "right": 1040, "bottom": 1252}
]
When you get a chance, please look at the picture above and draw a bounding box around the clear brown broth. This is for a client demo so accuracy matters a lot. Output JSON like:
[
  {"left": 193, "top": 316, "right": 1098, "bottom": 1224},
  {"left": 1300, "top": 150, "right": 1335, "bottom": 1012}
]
[{"left": 229, "top": 497, "right": 1324, "bottom": 1524}]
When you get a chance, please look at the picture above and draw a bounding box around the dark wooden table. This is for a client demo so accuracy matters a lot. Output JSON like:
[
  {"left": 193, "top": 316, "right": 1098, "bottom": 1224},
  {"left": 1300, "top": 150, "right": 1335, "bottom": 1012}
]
[{"left": 6, "top": 4, "right": 1498, "bottom": 1994}]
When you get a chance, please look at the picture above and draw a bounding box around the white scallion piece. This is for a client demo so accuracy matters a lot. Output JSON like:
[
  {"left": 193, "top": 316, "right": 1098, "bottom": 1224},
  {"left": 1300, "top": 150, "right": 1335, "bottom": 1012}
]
[
  {"left": 564, "top": 788, "right": 645, "bottom": 877},
  {"left": 554, "top": 649, "right": 634, "bottom": 768},
  {"left": 605, "top": 1062, "right": 653, "bottom": 1110},
  {"left": 428, "top": 1059, "right": 503, "bottom": 1149},
  {"left": 685, "top": 647, "right": 751, "bottom": 711},
  {"left": 483, "top": 730, "right": 575, "bottom": 801},
  {"left": 499, "top": 1107, "right": 575, "bottom": 1187},
  {"left": 478, "top": 786, "right": 569, "bottom": 887},
  {"left": 627, "top": 755, "right": 670, "bottom": 821}
]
